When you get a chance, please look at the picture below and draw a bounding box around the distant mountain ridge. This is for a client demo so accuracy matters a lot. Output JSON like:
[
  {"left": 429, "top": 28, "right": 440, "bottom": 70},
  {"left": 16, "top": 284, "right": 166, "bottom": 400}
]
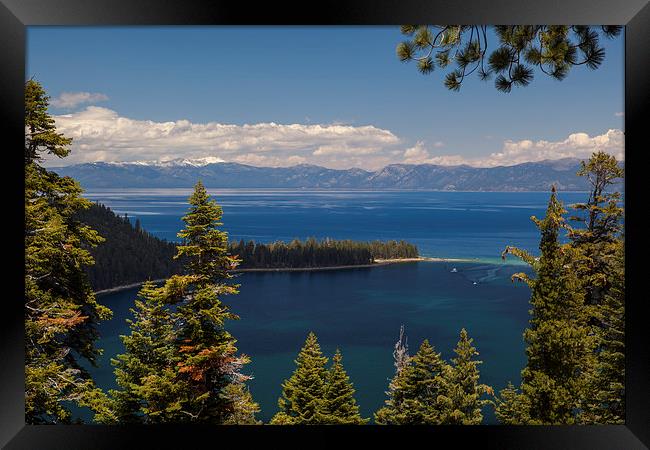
[{"left": 51, "top": 158, "right": 623, "bottom": 191}]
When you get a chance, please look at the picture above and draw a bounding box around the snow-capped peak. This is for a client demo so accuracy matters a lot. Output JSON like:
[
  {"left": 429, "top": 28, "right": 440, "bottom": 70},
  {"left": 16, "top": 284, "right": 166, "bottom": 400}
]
[
  {"left": 100, "top": 157, "right": 225, "bottom": 167},
  {"left": 161, "top": 156, "right": 225, "bottom": 167}
]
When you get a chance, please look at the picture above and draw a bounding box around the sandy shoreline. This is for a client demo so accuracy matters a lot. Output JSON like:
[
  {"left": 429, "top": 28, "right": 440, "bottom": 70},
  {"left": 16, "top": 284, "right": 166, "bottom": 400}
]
[
  {"left": 94, "top": 256, "right": 477, "bottom": 295},
  {"left": 231, "top": 257, "right": 445, "bottom": 273}
]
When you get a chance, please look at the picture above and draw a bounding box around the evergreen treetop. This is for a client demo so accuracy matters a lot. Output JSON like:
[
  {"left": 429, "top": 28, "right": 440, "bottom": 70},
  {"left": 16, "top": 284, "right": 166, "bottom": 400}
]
[
  {"left": 175, "top": 180, "right": 240, "bottom": 281},
  {"left": 323, "top": 349, "right": 368, "bottom": 425},
  {"left": 375, "top": 338, "right": 449, "bottom": 425},
  {"left": 437, "top": 328, "right": 491, "bottom": 425},
  {"left": 271, "top": 332, "right": 329, "bottom": 425},
  {"left": 25, "top": 78, "right": 72, "bottom": 164}
]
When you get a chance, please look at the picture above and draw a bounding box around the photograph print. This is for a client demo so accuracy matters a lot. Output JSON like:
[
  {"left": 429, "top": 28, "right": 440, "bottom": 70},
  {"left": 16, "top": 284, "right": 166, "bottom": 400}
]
[{"left": 24, "top": 25, "right": 625, "bottom": 427}]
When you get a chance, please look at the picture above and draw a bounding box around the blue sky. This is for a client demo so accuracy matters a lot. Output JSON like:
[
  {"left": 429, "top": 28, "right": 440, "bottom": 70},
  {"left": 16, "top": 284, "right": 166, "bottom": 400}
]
[{"left": 27, "top": 26, "right": 624, "bottom": 169}]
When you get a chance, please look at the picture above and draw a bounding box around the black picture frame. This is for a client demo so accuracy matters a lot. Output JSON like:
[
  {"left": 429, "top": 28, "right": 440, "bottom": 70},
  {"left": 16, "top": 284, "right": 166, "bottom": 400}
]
[{"left": 2, "top": 1, "right": 648, "bottom": 448}]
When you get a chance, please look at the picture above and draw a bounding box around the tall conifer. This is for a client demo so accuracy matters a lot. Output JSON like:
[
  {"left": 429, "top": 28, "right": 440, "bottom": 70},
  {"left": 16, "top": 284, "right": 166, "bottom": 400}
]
[
  {"left": 110, "top": 182, "right": 259, "bottom": 424},
  {"left": 500, "top": 186, "right": 594, "bottom": 424},
  {"left": 24, "top": 79, "right": 112, "bottom": 423},
  {"left": 567, "top": 152, "right": 625, "bottom": 424},
  {"left": 168, "top": 181, "right": 259, "bottom": 423}
]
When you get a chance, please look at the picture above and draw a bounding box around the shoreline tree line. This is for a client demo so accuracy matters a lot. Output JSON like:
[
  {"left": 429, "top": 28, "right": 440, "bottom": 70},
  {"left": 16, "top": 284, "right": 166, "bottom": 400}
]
[
  {"left": 228, "top": 238, "right": 418, "bottom": 269},
  {"left": 25, "top": 79, "right": 624, "bottom": 425},
  {"left": 77, "top": 202, "right": 420, "bottom": 291}
]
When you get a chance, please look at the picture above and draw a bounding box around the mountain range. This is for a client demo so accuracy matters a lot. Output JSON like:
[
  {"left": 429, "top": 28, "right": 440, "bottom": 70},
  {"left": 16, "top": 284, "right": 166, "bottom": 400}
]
[{"left": 50, "top": 158, "right": 623, "bottom": 191}]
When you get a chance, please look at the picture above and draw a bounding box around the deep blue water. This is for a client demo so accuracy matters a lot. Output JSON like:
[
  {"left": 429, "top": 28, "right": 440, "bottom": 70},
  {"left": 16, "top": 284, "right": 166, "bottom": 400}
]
[
  {"left": 85, "top": 189, "right": 588, "bottom": 263},
  {"left": 82, "top": 189, "right": 590, "bottom": 423}
]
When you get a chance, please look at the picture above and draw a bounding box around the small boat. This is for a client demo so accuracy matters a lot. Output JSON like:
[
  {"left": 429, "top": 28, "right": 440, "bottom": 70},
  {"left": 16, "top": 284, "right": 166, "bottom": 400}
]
[
  {"left": 473, "top": 281, "right": 477, "bottom": 285},
  {"left": 451, "top": 267, "right": 458, "bottom": 273}
]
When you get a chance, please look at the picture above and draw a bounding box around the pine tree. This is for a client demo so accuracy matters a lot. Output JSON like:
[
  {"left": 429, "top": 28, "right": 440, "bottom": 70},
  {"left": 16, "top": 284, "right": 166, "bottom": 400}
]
[
  {"left": 109, "top": 182, "right": 259, "bottom": 424},
  {"left": 500, "top": 186, "right": 595, "bottom": 424},
  {"left": 166, "top": 180, "right": 259, "bottom": 423},
  {"left": 24, "top": 79, "right": 113, "bottom": 423},
  {"left": 375, "top": 338, "right": 449, "bottom": 425},
  {"left": 569, "top": 152, "right": 624, "bottom": 308},
  {"left": 271, "top": 332, "right": 329, "bottom": 425},
  {"left": 437, "top": 328, "right": 491, "bottom": 425},
  {"left": 567, "top": 152, "right": 625, "bottom": 424},
  {"left": 322, "top": 349, "right": 368, "bottom": 424},
  {"left": 108, "top": 281, "right": 181, "bottom": 423}
]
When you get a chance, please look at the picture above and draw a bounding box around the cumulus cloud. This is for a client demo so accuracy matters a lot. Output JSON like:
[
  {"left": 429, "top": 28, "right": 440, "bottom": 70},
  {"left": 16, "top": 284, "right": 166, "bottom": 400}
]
[
  {"left": 312, "top": 145, "right": 380, "bottom": 156},
  {"left": 614, "top": 111, "right": 624, "bottom": 117},
  {"left": 232, "top": 153, "right": 307, "bottom": 166},
  {"left": 403, "top": 141, "right": 467, "bottom": 166},
  {"left": 45, "top": 106, "right": 624, "bottom": 170},
  {"left": 402, "top": 130, "right": 624, "bottom": 167},
  {"left": 50, "top": 92, "right": 109, "bottom": 109},
  {"left": 402, "top": 141, "right": 430, "bottom": 163},
  {"left": 486, "top": 129, "right": 624, "bottom": 166},
  {"left": 48, "top": 106, "right": 400, "bottom": 168}
]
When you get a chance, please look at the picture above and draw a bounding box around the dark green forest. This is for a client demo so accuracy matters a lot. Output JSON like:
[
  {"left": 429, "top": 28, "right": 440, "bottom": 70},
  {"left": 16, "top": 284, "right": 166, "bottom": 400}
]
[
  {"left": 76, "top": 203, "right": 183, "bottom": 291},
  {"left": 228, "top": 238, "right": 419, "bottom": 269}
]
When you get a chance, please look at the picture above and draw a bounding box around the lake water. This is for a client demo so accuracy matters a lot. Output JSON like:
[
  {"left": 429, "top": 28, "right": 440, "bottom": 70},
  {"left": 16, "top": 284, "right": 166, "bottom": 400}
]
[{"left": 82, "top": 189, "right": 589, "bottom": 423}]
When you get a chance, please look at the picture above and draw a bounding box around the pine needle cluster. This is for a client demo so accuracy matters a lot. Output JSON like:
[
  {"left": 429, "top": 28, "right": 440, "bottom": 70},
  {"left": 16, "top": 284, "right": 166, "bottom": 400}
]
[{"left": 396, "top": 25, "right": 622, "bottom": 92}]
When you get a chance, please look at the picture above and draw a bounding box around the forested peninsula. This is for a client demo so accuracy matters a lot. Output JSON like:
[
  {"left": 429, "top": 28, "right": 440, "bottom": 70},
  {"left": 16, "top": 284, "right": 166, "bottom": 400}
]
[{"left": 77, "top": 202, "right": 422, "bottom": 292}]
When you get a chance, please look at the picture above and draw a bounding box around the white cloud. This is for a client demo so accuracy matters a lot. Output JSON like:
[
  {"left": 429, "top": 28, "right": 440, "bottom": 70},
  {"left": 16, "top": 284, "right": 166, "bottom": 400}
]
[
  {"left": 403, "top": 141, "right": 466, "bottom": 166},
  {"left": 615, "top": 111, "right": 624, "bottom": 117},
  {"left": 486, "top": 129, "right": 624, "bottom": 166},
  {"left": 402, "top": 130, "right": 624, "bottom": 167},
  {"left": 232, "top": 153, "right": 307, "bottom": 167},
  {"left": 422, "top": 155, "right": 470, "bottom": 166},
  {"left": 50, "top": 92, "right": 109, "bottom": 109},
  {"left": 312, "top": 145, "right": 380, "bottom": 156},
  {"left": 46, "top": 106, "right": 624, "bottom": 170},
  {"left": 403, "top": 141, "right": 430, "bottom": 163},
  {"left": 48, "top": 106, "right": 400, "bottom": 168}
]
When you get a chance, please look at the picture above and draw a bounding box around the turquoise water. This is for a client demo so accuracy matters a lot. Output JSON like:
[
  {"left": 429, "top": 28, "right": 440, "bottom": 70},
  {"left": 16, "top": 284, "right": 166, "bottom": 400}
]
[{"left": 82, "top": 189, "right": 590, "bottom": 423}]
